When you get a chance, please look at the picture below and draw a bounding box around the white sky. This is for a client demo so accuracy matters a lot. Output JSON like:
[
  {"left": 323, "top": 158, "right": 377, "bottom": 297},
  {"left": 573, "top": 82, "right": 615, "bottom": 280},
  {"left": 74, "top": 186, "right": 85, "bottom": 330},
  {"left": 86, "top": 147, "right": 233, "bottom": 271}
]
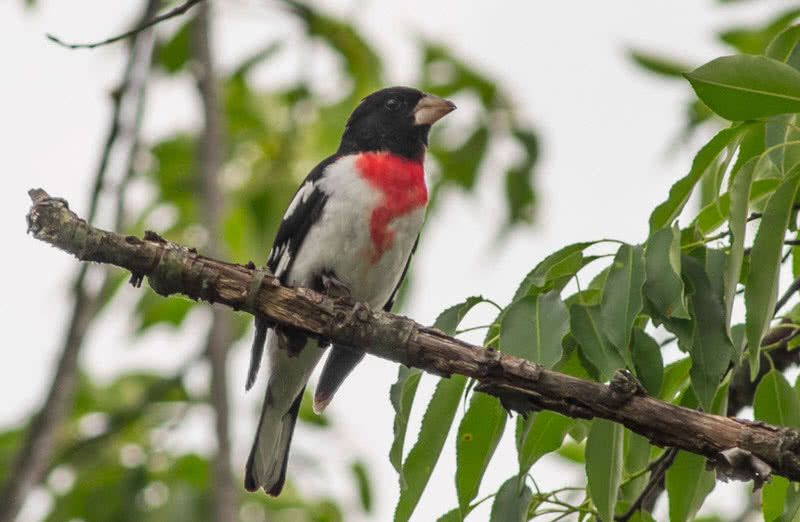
[{"left": 1, "top": 0, "right": 791, "bottom": 520}]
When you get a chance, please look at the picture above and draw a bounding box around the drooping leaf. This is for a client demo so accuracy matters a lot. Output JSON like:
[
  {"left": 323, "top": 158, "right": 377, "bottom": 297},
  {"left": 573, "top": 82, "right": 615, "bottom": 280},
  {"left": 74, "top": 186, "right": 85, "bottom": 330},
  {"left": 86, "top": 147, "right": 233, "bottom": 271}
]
[
  {"left": 570, "top": 304, "right": 626, "bottom": 381},
  {"left": 763, "top": 476, "right": 790, "bottom": 522},
  {"left": 649, "top": 125, "right": 747, "bottom": 234},
  {"left": 746, "top": 168, "right": 800, "bottom": 379},
  {"left": 500, "top": 291, "right": 569, "bottom": 368},
  {"left": 351, "top": 460, "right": 373, "bottom": 513},
  {"left": 600, "top": 244, "right": 646, "bottom": 353},
  {"left": 683, "top": 255, "right": 733, "bottom": 410},
  {"left": 389, "top": 365, "right": 422, "bottom": 481},
  {"left": 666, "top": 449, "right": 716, "bottom": 522},
  {"left": 390, "top": 297, "right": 483, "bottom": 484},
  {"left": 685, "top": 55, "right": 800, "bottom": 120},
  {"left": 455, "top": 393, "right": 507, "bottom": 514},
  {"left": 630, "top": 328, "right": 663, "bottom": 396},
  {"left": 394, "top": 375, "right": 467, "bottom": 522},
  {"left": 516, "top": 411, "right": 573, "bottom": 476},
  {"left": 644, "top": 226, "right": 689, "bottom": 320},
  {"left": 754, "top": 369, "right": 800, "bottom": 428},
  {"left": 489, "top": 477, "right": 533, "bottom": 522},
  {"left": 725, "top": 158, "right": 755, "bottom": 332},
  {"left": 628, "top": 49, "right": 692, "bottom": 78},
  {"left": 622, "top": 431, "right": 651, "bottom": 503},
  {"left": 586, "top": 418, "right": 624, "bottom": 522}
]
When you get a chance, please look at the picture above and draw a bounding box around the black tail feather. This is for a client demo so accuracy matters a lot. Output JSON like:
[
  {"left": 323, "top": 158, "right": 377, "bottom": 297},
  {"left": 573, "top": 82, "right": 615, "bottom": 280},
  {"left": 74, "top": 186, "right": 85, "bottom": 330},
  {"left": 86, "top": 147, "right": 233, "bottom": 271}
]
[{"left": 246, "top": 316, "right": 269, "bottom": 391}]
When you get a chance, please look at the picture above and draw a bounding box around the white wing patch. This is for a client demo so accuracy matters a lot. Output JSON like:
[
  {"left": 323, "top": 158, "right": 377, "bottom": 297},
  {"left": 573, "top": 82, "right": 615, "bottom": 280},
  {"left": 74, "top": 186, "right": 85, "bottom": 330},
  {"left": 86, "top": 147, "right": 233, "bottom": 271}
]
[
  {"left": 274, "top": 241, "right": 291, "bottom": 277},
  {"left": 283, "top": 180, "right": 316, "bottom": 219}
]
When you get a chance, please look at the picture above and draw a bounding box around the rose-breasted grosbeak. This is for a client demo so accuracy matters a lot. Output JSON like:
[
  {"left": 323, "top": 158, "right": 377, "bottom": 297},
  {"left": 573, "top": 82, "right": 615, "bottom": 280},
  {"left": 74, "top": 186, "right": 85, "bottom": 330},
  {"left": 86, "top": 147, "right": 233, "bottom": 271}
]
[{"left": 244, "top": 87, "right": 455, "bottom": 495}]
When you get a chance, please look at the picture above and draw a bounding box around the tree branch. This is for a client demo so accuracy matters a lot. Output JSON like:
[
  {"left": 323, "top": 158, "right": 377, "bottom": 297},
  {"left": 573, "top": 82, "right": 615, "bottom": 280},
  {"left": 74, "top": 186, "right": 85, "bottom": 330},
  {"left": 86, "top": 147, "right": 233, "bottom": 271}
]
[
  {"left": 47, "top": 0, "right": 205, "bottom": 50},
  {"left": 190, "top": 4, "right": 237, "bottom": 520},
  {"left": 25, "top": 189, "right": 800, "bottom": 485}
]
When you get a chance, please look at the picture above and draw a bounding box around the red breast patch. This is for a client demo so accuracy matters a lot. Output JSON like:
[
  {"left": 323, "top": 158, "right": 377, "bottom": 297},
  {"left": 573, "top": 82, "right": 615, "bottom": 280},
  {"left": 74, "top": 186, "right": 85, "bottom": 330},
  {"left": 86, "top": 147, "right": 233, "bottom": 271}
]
[{"left": 356, "top": 152, "right": 427, "bottom": 263}]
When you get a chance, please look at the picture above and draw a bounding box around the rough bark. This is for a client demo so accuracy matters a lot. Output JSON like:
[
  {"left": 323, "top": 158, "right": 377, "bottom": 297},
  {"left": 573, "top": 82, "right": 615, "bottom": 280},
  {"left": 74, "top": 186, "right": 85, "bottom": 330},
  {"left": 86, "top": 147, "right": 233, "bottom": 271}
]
[{"left": 26, "top": 189, "right": 800, "bottom": 486}]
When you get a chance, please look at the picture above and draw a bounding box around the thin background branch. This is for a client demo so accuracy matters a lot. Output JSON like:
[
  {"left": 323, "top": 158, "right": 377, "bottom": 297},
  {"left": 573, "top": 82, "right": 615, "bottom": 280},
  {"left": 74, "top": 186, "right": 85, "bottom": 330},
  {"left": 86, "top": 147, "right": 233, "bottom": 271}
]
[
  {"left": 0, "top": 3, "right": 158, "bottom": 520},
  {"left": 47, "top": 0, "right": 205, "bottom": 50},
  {"left": 191, "top": 2, "right": 238, "bottom": 520}
]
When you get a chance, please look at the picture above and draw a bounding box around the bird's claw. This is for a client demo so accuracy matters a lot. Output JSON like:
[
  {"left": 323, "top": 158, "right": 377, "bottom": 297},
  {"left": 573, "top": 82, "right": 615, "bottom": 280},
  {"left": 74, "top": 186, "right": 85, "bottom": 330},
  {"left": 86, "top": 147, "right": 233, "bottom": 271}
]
[{"left": 321, "top": 272, "right": 352, "bottom": 299}]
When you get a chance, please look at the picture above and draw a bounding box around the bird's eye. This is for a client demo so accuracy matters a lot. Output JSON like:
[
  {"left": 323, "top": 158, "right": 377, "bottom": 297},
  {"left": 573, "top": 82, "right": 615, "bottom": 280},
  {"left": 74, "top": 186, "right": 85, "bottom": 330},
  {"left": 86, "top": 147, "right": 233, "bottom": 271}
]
[{"left": 385, "top": 99, "right": 400, "bottom": 111}]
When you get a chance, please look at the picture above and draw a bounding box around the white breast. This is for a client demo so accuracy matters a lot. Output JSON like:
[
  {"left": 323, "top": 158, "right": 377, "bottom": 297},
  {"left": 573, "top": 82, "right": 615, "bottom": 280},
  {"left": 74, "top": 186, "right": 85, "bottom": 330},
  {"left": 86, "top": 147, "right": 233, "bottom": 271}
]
[{"left": 287, "top": 155, "right": 426, "bottom": 307}]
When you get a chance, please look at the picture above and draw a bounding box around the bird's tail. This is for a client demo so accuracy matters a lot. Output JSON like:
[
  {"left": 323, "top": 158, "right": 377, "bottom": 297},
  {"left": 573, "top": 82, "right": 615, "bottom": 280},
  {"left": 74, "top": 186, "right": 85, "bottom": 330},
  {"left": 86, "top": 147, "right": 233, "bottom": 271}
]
[{"left": 244, "top": 386, "right": 304, "bottom": 495}]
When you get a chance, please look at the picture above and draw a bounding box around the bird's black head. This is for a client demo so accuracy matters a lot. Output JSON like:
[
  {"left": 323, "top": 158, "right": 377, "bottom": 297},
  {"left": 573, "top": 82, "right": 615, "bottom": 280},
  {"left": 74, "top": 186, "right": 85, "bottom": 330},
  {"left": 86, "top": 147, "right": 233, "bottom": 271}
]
[{"left": 338, "top": 86, "right": 456, "bottom": 160}]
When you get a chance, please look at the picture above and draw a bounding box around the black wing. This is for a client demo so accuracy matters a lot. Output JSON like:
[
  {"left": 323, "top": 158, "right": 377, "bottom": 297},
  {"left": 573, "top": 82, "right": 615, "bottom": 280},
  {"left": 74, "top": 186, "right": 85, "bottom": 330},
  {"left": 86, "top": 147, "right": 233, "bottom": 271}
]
[
  {"left": 313, "top": 235, "right": 420, "bottom": 412},
  {"left": 246, "top": 154, "right": 340, "bottom": 391}
]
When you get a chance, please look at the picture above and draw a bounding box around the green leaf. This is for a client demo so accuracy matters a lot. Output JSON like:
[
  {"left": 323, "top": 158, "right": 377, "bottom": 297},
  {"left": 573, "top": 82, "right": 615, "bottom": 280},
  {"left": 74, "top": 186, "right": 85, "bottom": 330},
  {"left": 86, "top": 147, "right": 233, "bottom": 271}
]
[
  {"left": 434, "top": 296, "right": 488, "bottom": 336},
  {"left": 766, "top": 25, "right": 800, "bottom": 67},
  {"left": 394, "top": 375, "right": 467, "bottom": 522},
  {"left": 764, "top": 476, "right": 790, "bottom": 522},
  {"left": 719, "top": 8, "right": 800, "bottom": 55},
  {"left": 570, "top": 304, "right": 626, "bottom": 381},
  {"left": 389, "top": 365, "right": 422, "bottom": 480},
  {"left": 390, "top": 296, "right": 484, "bottom": 482},
  {"left": 601, "top": 244, "right": 646, "bottom": 353},
  {"left": 685, "top": 55, "right": 800, "bottom": 120},
  {"left": 455, "top": 393, "right": 507, "bottom": 514},
  {"left": 754, "top": 369, "right": 800, "bottom": 428},
  {"left": 746, "top": 168, "right": 800, "bottom": 379},
  {"left": 622, "top": 431, "right": 651, "bottom": 502},
  {"left": 631, "top": 329, "right": 663, "bottom": 396},
  {"left": 351, "top": 460, "right": 372, "bottom": 513},
  {"left": 666, "top": 450, "right": 715, "bottom": 522},
  {"left": 489, "top": 477, "right": 533, "bottom": 522},
  {"left": 644, "top": 226, "right": 689, "bottom": 320},
  {"left": 765, "top": 115, "right": 800, "bottom": 173},
  {"left": 500, "top": 291, "right": 569, "bottom": 368},
  {"left": 157, "top": 21, "right": 191, "bottom": 74},
  {"left": 725, "top": 158, "right": 755, "bottom": 332},
  {"left": 649, "top": 125, "right": 746, "bottom": 234},
  {"left": 586, "top": 418, "right": 624, "bottom": 522},
  {"left": 513, "top": 242, "right": 599, "bottom": 300},
  {"left": 432, "top": 126, "right": 489, "bottom": 190},
  {"left": 660, "top": 357, "right": 691, "bottom": 402},
  {"left": 695, "top": 178, "right": 779, "bottom": 235},
  {"left": 628, "top": 49, "right": 692, "bottom": 78},
  {"left": 683, "top": 255, "right": 733, "bottom": 410},
  {"left": 516, "top": 411, "right": 573, "bottom": 475},
  {"left": 134, "top": 292, "right": 194, "bottom": 333}
]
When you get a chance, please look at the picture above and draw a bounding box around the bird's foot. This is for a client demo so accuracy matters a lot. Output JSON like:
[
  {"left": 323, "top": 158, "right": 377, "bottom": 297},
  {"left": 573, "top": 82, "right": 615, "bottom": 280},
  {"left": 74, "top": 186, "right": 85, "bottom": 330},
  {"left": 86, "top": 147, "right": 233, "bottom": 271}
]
[{"left": 321, "top": 272, "right": 352, "bottom": 299}]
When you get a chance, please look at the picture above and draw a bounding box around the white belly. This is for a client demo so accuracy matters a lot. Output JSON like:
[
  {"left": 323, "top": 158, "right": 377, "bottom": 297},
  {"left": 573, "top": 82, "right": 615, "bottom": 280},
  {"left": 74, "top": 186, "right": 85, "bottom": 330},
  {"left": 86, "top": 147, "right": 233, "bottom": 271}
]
[{"left": 287, "top": 156, "right": 426, "bottom": 307}]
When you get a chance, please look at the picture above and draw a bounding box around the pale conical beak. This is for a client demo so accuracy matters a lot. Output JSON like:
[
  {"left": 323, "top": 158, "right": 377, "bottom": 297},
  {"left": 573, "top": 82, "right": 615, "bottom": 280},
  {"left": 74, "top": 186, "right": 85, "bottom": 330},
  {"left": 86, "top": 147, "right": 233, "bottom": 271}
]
[{"left": 413, "top": 93, "right": 457, "bottom": 125}]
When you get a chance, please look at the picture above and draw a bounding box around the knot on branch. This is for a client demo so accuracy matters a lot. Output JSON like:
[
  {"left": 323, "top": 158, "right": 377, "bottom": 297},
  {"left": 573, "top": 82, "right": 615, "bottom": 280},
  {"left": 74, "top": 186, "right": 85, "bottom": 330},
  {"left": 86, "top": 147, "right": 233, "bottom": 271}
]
[
  {"left": 709, "top": 448, "right": 772, "bottom": 490},
  {"left": 608, "top": 369, "right": 646, "bottom": 407}
]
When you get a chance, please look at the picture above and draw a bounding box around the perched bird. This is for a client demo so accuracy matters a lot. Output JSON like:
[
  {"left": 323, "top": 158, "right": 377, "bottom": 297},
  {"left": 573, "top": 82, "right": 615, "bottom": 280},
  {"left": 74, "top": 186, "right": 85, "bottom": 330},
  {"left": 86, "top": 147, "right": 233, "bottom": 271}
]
[{"left": 244, "top": 87, "right": 456, "bottom": 495}]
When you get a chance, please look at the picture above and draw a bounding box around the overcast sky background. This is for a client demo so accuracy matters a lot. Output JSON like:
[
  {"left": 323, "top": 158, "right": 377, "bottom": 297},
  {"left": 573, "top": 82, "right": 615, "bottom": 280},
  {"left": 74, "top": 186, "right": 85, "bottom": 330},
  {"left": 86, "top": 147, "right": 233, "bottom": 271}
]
[{"left": 1, "top": 1, "right": 791, "bottom": 520}]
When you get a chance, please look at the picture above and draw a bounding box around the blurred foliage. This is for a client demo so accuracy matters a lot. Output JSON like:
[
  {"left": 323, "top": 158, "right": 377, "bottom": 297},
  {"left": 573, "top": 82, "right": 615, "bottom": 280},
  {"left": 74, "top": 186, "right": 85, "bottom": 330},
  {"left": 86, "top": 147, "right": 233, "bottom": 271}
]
[{"left": 5, "top": 0, "right": 540, "bottom": 520}]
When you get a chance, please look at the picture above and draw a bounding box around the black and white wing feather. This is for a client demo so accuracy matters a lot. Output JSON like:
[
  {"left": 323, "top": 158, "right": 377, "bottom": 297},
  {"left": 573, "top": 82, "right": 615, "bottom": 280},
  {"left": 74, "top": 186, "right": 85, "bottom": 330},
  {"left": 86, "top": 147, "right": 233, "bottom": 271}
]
[{"left": 245, "top": 155, "right": 339, "bottom": 391}]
